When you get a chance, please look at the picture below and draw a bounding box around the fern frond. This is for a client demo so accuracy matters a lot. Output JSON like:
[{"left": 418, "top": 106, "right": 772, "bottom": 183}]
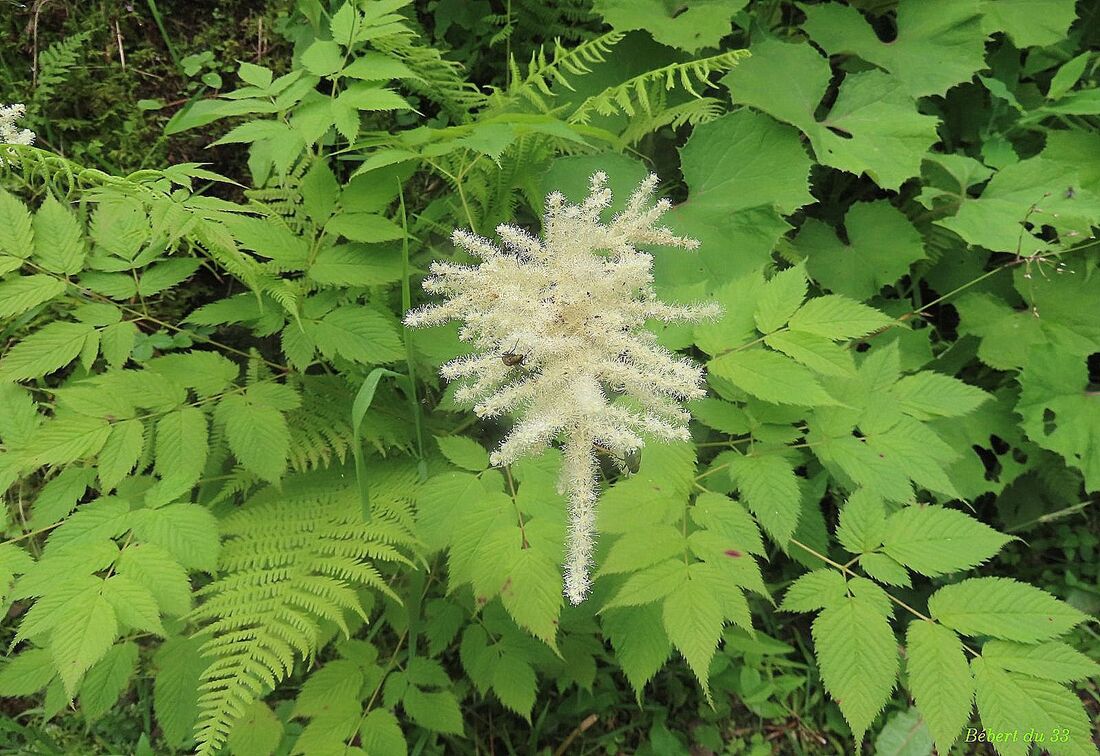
[
  {"left": 32, "top": 32, "right": 90, "bottom": 109},
  {"left": 190, "top": 467, "right": 417, "bottom": 756},
  {"left": 285, "top": 376, "right": 356, "bottom": 472},
  {"left": 504, "top": 32, "right": 625, "bottom": 111},
  {"left": 569, "top": 49, "right": 749, "bottom": 126},
  {"left": 371, "top": 31, "right": 486, "bottom": 117}
]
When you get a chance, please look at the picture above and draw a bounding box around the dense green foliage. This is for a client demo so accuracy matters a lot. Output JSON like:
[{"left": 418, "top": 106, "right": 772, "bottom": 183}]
[{"left": 1, "top": 0, "right": 1098, "bottom": 754}]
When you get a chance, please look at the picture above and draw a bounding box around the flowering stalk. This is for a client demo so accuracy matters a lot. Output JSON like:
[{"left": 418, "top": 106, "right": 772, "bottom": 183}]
[
  {"left": 0, "top": 104, "right": 35, "bottom": 149},
  {"left": 405, "top": 172, "right": 718, "bottom": 603}
]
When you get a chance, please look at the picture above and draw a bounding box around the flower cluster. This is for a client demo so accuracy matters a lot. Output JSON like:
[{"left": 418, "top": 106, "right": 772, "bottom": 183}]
[
  {"left": 405, "top": 172, "right": 719, "bottom": 603},
  {"left": 0, "top": 104, "right": 34, "bottom": 148}
]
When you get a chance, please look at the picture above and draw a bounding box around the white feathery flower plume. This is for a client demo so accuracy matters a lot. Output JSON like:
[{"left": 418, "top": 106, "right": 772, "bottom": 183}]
[
  {"left": 405, "top": 172, "right": 720, "bottom": 604},
  {"left": 0, "top": 104, "right": 35, "bottom": 149}
]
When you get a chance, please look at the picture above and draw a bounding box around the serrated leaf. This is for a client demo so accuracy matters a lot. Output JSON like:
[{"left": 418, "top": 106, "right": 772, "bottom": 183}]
[
  {"left": 153, "top": 407, "right": 208, "bottom": 497},
  {"left": 858, "top": 553, "right": 910, "bottom": 587},
  {"left": 0, "top": 321, "right": 94, "bottom": 380},
  {"left": 727, "top": 453, "right": 801, "bottom": 545},
  {"left": 500, "top": 540, "right": 563, "bottom": 649},
  {"left": 102, "top": 574, "right": 164, "bottom": 635},
  {"left": 154, "top": 636, "right": 206, "bottom": 748},
  {"left": 593, "top": 0, "right": 747, "bottom": 52},
  {"left": 780, "top": 569, "right": 847, "bottom": 613},
  {"left": 972, "top": 658, "right": 1093, "bottom": 756},
  {"left": 491, "top": 653, "right": 537, "bottom": 718},
  {"left": 892, "top": 371, "right": 991, "bottom": 420},
  {"left": 0, "top": 188, "right": 33, "bottom": 258},
  {"left": 402, "top": 687, "right": 463, "bottom": 735},
  {"left": 50, "top": 586, "right": 118, "bottom": 697},
  {"left": 754, "top": 265, "right": 806, "bottom": 333},
  {"left": 130, "top": 503, "right": 219, "bottom": 572},
  {"left": 434, "top": 435, "right": 489, "bottom": 471},
  {"left": 226, "top": 700, "right": 283, "bottom": 756},
  {"left": 0, "top": 647, "right": 56, "bottom": 696},
  {"left": 662, "top": 564, "right": 724, "bottom": 694},
  {"left": 603, "top": 559, "right": 688, "bottom": 610},
  {"left": 812, "top": 592, "right": 898, "bottom": 743},
  {"left": 764, "top": 330, "right": 855, "bottom": 376},
  {"left": 80, "top": 641, "right": 138, "bottom": 722},
  {"left": 0, "top": 275, "right": 66, "bottom": 319},
  {"left": 217, "top": 393, "right": 290, "bottom": 483},
  {"left": 602, "top": 604, "right": 672, "bottom": 697},
  {"left": 906, "top": 621, "right": 973, "bottom": 753},
  {"left": 709, "top": 348, "right": 838, "bottom": 406},
  {"left": 116, "top": 543, "right": 192, "bottom": 617},
  {"left": 599, "top": 525, "right": 685, "bottom": 576},
  {"left": 788, "top": 295, "right": 894, "bottom": 341},
  {"left": 929, "top": 578, "right": 1088, "bottom": 642},
  {"left": 309, "top": 306, "right": 404, "bottom": 365},
  {"left": 881, "top": 505, "right": 1011, "bottom": 577},
  {"left": 98, "top": 418, "right": 144, "bottom": 491},
  {"left": 359, "top": 709, "right": 407, "bottom": 755},
  {"left": 982, "top": 640, "right": 1100, "bottom": 683},
  {"left": 836, "top": 488, "right": 886, "bottom": 554}
]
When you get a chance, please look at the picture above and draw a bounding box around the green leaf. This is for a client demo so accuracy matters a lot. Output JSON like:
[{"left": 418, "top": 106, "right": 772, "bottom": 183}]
[
  {"left": 338, "top": 83, "right": 411, "bottom": 111},
  {"left": 858, "top": 553, "right": 910, "bottom": 587},
  {"left": 226, "top": 700, "right": 283, "bottom": 756},
  {"left": 723, "top": 38, "right": 939, "bottom": 190},
  {"left": 50, "top": 586, "right": 119, "bottom": 696},
  {"left": 891, "top": 371, "right": 991, "bottom": 420},
  {"left": 671, "top": 111, "right": 811, "bottom": 284},
  {"left": 309, "top": 306, "right": 404, "bottom": 365},
  {"left": 753, "top": 265, "right": 807, "bottom": 333},
  {"left": 153, "top": 407, "right": 209, "bottom": 498},
  {"left": 1017, "top": 345, "right": 1100, "bottom": 491},
  {"left": 727, "top": 453, "right": 801, "bottom": 544},
  {"left": 0, "top": 275, "right": 66, "bottom": 319},
  {"left": 602, "top": 604, "right": 672, "bottom": 697},
  {"left": 873, "top": 708, "right": 934, "bottom": 756},
  {"left": 154, "top": 636, "right": 206, "bottom": 748},
  {"left": 0, "top": 647, "right": 56, "bottom": 696},
  {"left": 708, "top": 348, "right": 837, "bottom": 406},
  {"left": 116, "top": 544, "right": 192, "bottom": 617},
  {"left": 763, "top": 330, "right": 855, "bottom": 377},
  {"left": 98, "top": 419, "right": 144, "bottom": 491},
  {"left": 435, "top": 435, "right": 489, "bottom": 471},
  {"left": 906, "top": 621, "right": 973, "bottom": 753},
  {"left": 100, "top": 321, "right": 137, "bottom": 369},
  {"left": 28, "top": 467, "right": 96, "bottom": 530},
  {"left": 500, "top": 537, "right": 563, "bottom": 649},
  {"left": 402, "top": 688, "right": 463, "bottom": 735},
  {"left": 795, "top": 201, "right": 925, "bottom": 300},
  {"left": 217, "top": 393, "right": 290, "bottom": 483},
  {"left": 326, "top": 212, "right": 405, "bottom": 244},
  {"left": 0, "top": 321, "right": 95, "bottom": 380},
  {"left": 599, "top": 525, "right": 685, "bottom": 576},
  {"left": 603, "top": 559, "right": 689, "bottom": 610},
  {"left": 129, "top": 503, "right": 219, "bottom": 573},
  {"left": 80, "top": 641, "right": 139, "bottom": 722},
  {"left": 981, "top": 0, "right": 1078, "bottom": 48},
  {"left": 788, "top": 295, "right": 894, "bottom": 341},
  {"left": 835, "top": 488, "right": 886, "bottom": 555},
  {"left": 881, "top": 505, "right": 1011, "bottom": 577},
  {"left": 936, "top": 157, "right": 1100, "bottom": 254},
  {"left": 929, "top": 578, "right": 1088, "bottom": 642},
  {"left": 31, "top": 196, "right": 84, "bottom": 274},
  {"left": 780, "top": 569, "right": 847, "bottom": 613},
  {"left": 982, "top": 640, "right": 1100, "bottom": 683},
  {"left": 102, "top": 574, "right": 165, "bottom": 635},
  {"left": 803, "top": 0, "right": 985, "bottom": 98},
  {"left": 222, "top": 215, "right": 309, "bottom": 269},
  {"left": 359, "top": 709, "right": 407, "bottom": 755},
  {"left": 491, "top": 653, "right": 537, "bottom": 718},
  {"left": 662, "top": 563, "right": 724, "bottom": 693},
  {"left": 0, "top": 189, "right": 33, "bottom": 258},
  {"left": 972, "top": 658, "right": 1093, "bottom": 756},
  {"left": 300, "top": 39, "right": 345, "bottom": 76},
  {"left": 812, "top": 591, "right": 898, "bottom": 743},
  {"left": 593, "top": 0, "right": 748, "bottom": 52}
]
